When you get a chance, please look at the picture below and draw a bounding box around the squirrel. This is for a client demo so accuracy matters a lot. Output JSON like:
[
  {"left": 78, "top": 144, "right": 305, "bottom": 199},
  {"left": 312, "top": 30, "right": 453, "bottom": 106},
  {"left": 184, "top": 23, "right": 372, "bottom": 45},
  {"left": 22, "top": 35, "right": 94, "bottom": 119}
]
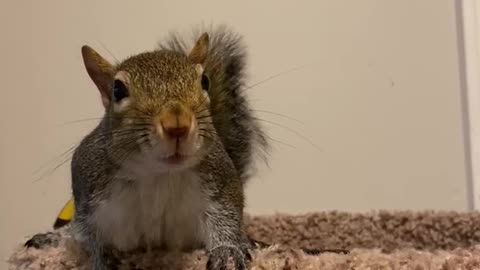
[{"left": 26, "top": 25, "right": 268, "bottom": 270}]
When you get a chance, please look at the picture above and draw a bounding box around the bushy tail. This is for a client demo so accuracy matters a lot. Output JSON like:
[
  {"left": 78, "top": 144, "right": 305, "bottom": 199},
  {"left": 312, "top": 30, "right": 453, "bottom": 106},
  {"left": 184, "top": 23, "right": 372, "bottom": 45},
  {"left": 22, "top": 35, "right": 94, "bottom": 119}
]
[{"left": 158, "top": 25, "right": 269, "bottom": 182}]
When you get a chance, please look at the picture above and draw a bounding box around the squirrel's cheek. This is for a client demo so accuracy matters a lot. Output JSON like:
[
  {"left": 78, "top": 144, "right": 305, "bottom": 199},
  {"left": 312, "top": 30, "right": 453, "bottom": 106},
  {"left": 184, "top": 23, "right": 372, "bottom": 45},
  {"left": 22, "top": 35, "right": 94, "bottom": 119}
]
[
  {"left": 113, "top": 98, "right": 132, "bottom": 113},
  {"left": 122, "top": 118, "right": 134, "bottom": 125},
  {"left": 180, "top": 124, "right": 201, "bottom": 155},
  {"left": 190, "top": 118, "right": 198, "bottom": 136}
]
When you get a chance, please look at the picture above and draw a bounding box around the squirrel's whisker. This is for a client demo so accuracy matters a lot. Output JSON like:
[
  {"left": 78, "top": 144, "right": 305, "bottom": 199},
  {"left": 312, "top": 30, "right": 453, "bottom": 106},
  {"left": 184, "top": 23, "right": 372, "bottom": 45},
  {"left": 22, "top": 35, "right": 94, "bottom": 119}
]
[
  {"left": 110, "top": 135, "right": 146, "bottom": 161},
  {"left": 263, "top": 133, "right": 296, "bottom": 149},
  {"left": 195, "top": 115, "right": 212, "bottom": 121},
  {"left": 252, "top": 117, "right": 321, "bottom": 151},
  {"left": 33, "top": 143, "right": 78, "bottom": 176},
  {"left": 197, "top": 122, "right": 213, "bottom": 126},
  {"left": 117, "top": 135, "right": 149, "bottom": 164},
  {"left": 132, "top": 107, "right": 153, "bottom": 117},
  {"left": 194, "top": 107, "right": 211, "bottom": 116},
  {"left": 57, "top": 116, "right": 153, "bottom": 127},
  {"left": 194, "top": 97, "right": 211, "bottom": 112},
  {"left": 95, "top": 127, "right": 150, "bottom": 136},
  {"left": 93, "top": 130, "right": 149, "bottom": 142},
  {"left": 198, "top": 133, "right": 214, "bottom": 142},
  {"left": 250, "top": 109, "right": 304, "bottom": 125},
  {"left": 244, "top": 63, "right": 310, "bottom": 91},
  {"left": 195, "top": 114, "right": 211, "bottom": 120},
  {"left": 193, "top": 95, "right": 209, "bottom": 112},
  {"left": 198, "top": 128, "right": 215, "bottom": 132},
  {"left": 32, "top": 144, "right": 79, "bottom": 183}
]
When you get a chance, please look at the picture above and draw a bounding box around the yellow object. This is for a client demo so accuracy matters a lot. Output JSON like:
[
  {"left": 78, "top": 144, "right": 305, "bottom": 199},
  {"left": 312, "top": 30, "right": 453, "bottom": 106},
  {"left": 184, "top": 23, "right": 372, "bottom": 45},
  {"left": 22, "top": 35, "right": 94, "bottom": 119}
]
[{"left": 53, "top": 197, "right": 74, "bottom": 229}]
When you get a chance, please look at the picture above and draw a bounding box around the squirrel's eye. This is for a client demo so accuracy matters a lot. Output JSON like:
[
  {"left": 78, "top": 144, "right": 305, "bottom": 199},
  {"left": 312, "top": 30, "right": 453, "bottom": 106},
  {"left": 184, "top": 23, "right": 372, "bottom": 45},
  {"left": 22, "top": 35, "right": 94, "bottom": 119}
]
[
  {"left": 201, "top": 74, "right": 210, "bottom": 91},
  {"left": 113, "top": 80, "right": 129, "bottom": 102}
]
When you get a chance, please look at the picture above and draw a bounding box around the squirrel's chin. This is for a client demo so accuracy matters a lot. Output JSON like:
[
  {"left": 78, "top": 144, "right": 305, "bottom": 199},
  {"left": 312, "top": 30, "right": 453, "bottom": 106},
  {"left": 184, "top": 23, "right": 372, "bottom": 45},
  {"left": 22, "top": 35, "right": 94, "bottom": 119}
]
[
  {"left": 156, "top": 155, "right": 200, "bottom": 173},
  {"left": 162, "top": 153, "right": 188, "bottom": 165}
]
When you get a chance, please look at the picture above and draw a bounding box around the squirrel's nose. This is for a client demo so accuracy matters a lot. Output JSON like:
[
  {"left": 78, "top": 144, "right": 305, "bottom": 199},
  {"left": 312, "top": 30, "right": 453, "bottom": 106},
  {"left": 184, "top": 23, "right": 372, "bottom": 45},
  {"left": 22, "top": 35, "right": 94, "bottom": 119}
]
[
  {"left": 158, "top": 103, "right": 193, "bottom": 139},
  {"left": 163, "top": 125, "right": 189, "bottom": 138}
]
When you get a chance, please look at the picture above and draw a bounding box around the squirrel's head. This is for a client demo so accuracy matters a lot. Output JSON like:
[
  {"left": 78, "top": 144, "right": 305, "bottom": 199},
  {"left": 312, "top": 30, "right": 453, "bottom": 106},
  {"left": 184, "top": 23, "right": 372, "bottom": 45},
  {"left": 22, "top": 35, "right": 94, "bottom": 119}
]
[{"left": 81, "top": 33, "right": 213, "bottom": 172}]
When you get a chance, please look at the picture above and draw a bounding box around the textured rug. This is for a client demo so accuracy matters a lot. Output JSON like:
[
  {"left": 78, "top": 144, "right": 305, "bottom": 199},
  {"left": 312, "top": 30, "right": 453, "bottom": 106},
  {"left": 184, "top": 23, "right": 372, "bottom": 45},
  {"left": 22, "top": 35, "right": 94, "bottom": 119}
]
[{"left": 8, "top": 210, "right": 480, "bottom": 269}]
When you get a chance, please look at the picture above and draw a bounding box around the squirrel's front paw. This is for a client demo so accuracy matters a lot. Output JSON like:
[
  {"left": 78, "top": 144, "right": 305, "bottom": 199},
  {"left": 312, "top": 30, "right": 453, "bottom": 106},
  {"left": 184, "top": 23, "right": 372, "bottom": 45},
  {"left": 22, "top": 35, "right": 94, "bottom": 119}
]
[
  {"left": 25, "top": 232, "right": 61, "bottom": 249},
  {"left": 206, "top": 244, "right": 251, "bottom": 270}
]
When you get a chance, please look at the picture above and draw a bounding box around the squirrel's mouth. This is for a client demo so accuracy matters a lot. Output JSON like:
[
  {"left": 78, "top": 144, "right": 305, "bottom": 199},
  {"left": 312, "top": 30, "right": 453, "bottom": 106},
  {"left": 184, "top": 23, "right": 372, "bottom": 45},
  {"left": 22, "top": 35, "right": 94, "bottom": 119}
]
[
  {"left": 162, "top": 153, "right": 187, "bottom": 164},
  {"left": 153, "top": 132, "right": 200, "bottom": 166}
]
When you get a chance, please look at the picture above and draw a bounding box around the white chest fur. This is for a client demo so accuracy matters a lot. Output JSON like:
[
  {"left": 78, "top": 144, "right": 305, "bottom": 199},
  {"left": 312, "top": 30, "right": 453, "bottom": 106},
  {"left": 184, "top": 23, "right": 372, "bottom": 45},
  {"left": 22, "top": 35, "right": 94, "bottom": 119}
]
[{"left": 92, "top": 168, "right": 208, "bottom": 252}]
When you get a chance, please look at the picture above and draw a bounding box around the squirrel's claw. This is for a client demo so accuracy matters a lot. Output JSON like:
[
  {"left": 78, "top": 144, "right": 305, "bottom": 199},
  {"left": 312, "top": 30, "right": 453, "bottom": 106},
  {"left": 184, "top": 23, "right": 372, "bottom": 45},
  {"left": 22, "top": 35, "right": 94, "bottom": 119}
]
[
  {"left": 206, "top": 245, "right": 249, "bottom": 270},
  {"left": 24, "top": 232, "right": 60, "bottom": 249}
]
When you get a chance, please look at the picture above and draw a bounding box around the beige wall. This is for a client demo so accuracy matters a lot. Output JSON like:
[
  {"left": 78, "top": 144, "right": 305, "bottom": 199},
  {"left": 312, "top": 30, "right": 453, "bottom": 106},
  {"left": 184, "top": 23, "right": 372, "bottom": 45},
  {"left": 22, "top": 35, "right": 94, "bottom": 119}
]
[{"left": 0, "top": 0, "right": 468, "bottom": 267}]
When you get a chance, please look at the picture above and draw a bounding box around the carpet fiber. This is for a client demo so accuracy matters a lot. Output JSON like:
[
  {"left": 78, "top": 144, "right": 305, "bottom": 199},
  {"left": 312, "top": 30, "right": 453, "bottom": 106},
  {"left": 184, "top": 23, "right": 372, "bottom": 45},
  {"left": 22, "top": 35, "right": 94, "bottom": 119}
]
[{"left": 8, "top": 210, "right": 480, "bottom": 269}]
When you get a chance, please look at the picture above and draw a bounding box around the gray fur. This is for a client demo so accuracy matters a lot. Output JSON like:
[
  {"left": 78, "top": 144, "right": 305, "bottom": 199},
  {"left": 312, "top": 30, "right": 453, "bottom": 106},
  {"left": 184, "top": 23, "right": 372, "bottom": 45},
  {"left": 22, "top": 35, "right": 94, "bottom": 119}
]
[{"left": 26, "top": 25, "right": 266, "bottom": 270}]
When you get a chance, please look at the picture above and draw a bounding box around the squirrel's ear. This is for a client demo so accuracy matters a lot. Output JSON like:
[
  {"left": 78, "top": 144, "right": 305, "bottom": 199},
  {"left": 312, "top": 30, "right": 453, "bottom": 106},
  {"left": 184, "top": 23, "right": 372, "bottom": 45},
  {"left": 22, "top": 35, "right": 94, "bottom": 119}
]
[
  {"left": 81, "top": 45, "right": 114, "bottom": 108},
  {"left": 188, "top": 33, "right": 209, "bottom": 65}
]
